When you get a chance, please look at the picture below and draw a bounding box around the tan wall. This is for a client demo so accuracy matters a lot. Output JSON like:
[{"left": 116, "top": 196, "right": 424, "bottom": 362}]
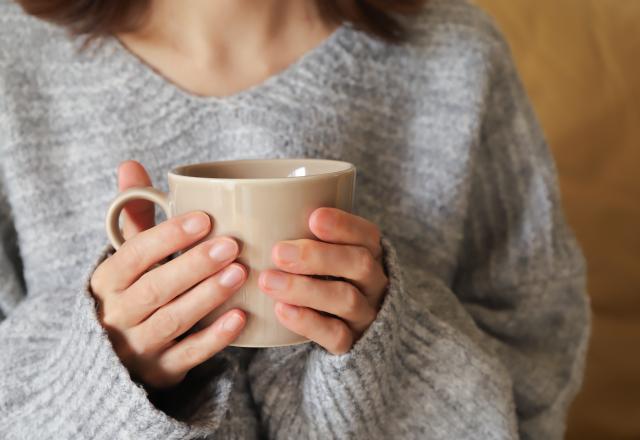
[{"left": 472, "top": 1, "right": 640, "bottom": 438}]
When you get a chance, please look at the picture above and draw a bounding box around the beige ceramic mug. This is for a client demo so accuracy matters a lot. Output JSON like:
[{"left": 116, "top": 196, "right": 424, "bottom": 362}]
[{"left": 105, "top": 158, "right": 356, "bottom": 348}]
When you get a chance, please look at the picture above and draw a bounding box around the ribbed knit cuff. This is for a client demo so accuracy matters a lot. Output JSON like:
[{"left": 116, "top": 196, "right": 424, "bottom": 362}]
[{"left": 34, "top": 242, "right": 238, "bottom": 439}]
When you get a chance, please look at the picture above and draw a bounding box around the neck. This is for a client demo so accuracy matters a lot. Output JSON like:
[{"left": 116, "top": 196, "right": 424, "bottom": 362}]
[
  {"left": 130, "top": 0, "right": 331, "bottom": 65},
  {"left": 115, "top": 0, "right": 339, "bottom": 98}
]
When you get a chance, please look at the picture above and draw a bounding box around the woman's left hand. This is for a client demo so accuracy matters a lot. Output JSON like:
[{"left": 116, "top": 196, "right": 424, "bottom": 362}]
[{"left": 258, "top": 207, "right": 389, "bottom": 355}]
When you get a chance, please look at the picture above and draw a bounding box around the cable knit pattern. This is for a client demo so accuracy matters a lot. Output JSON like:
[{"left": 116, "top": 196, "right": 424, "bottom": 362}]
[{"left": 0, "top": 0, "right": 590, "bottom": 439}]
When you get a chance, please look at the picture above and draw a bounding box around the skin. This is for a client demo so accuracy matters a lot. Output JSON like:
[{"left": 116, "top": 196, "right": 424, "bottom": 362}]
[
  {"left": 117, "top": 0, "right": 339, "bottom": 98},
  {"left": 258, "top": 212, "right": 389, "bottom": 354},
  {"left": 90, "top": 0, "right": 389, "bottom": 389}
]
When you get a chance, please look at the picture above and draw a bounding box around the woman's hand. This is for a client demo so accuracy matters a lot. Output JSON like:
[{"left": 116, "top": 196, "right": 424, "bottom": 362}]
[
  {"left": 89, "top": 161, "right": 248, "bottom": 389},
  {"left": 258, "top": 207, "right": 389, "bottom": 355}
]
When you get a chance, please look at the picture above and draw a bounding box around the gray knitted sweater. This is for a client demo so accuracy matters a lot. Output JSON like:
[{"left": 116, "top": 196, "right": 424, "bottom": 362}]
[{"left": 0, "top": 0, "right": 590, "bottom": 438}]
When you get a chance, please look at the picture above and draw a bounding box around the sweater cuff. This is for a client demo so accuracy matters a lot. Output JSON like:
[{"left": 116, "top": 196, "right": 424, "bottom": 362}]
[{"left": 40, "top": 242, "right": 238, "bottom": 439}]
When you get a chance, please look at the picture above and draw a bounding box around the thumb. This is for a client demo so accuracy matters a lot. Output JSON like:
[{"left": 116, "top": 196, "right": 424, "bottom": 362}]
[{"left": 118, "top": 160, "right": 155, "bottom": 241}]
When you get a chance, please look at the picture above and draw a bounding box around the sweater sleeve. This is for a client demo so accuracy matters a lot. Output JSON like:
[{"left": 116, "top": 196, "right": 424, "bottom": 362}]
[
  {"left": 449, "top": 27, "right": 592, "bottom": 438},
  {"left": 246, "top": 24, "right": 590, "bottom": 440},
  {"left": 0, "top": 174, "right": 254, "bottom": 439}
]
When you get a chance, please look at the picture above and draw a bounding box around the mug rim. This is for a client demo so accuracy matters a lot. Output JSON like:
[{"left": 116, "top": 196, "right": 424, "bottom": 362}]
[{"left": 168, "top": 158, "right": 355, "bottom": 183}]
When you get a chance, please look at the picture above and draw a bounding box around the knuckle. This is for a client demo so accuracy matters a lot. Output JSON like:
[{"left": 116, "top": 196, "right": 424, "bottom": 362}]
[
  {"left": 119, "top": 239, "right": 146, "bottom": 270},
  {"left": 134, "top": 334, "right": 157, "bottom": 357},
  {"left": 187, "top": 278, "right": 224, "bottom": 316},
  {"left": 91, "top": 255, "right": 122, "bottom": 295},
  {"left": 131, "top": 332, "right": 156, "bottom": 356},
  {"left": 297, "top": 239, "right": 315, "bottom": 262},
  {"left": 150, "top": 308, "right": 180, "bottom": 340},
  {"left": 340, "top": 282, "right": 361, "bottom": 317},
  {"left": 183, "top": 344, "right": 207, "bottom": 365},
  {"left": 138, "top": 274, "right": 162, "bottom": 307},
  {"left": 355, "top": 248, "right": 376, "bottom": 280},
  {"left": 100, "top": 298, "right": 124, "bottom": 329},
  {"left": 90, "top": 268, "right": 106, "bottom": 296},
  {"left": 100, "top": 310, "right": 120, "bottom": 330}
]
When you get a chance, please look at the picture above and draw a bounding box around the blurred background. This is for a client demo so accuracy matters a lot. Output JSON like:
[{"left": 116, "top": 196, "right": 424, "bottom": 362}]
[{"left": 473, "top": 1, "right": 640, "bottom": 438}]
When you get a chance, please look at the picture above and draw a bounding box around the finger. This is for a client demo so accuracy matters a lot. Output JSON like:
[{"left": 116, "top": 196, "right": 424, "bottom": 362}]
[
  {"left": 271, "top": 239, "right": 388, "bottom": 298},
  {"left": 155, "top": 309, "right": 246, "bottom": 379},
  {"left": 118, "top": 160, "right": 155, "bottom": 241},
  {"left": 309, "top": 207, "right": 382, "bottom": 259},
  {"left": 94, "top": 211, "right": 212, "bottom": 293},
  {"left": 125, "top": 263, "right": 247, "bottom": 354},
  {"left": 274, "top": 302, "right": 353, "bottom": 355},
  {"left": 259, "top": 270, "right": 376, "bottom": 332},
  {"left": 118, "top": 236, "right": 240, "bottom": 326}
]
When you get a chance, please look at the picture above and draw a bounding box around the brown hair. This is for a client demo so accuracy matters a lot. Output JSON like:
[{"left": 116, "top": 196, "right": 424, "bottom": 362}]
[{"left": 16, "top": 0, "right": 427, "bottom": 44}]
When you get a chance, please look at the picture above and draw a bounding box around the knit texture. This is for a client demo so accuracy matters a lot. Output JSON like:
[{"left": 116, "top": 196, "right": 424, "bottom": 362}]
[{"left": 0, "top": 0, "right": 590, "bottom": 438}]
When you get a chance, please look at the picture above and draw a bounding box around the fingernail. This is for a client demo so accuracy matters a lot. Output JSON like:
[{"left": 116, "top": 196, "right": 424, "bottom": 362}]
[
  {"left": 263, "top": 271, "right": 288, "bottom": 290},
  {"left": 278, "top": 303, "right": 299, "bottom": 318},
  {"left": 223, "top": 313, "right": 244, "bottom": 332},
  {"left": 209, "top": 239, "right": 237, "bottom": 261},
  {"left": 276, "top": 243, "right": 299, "bottom": 264},
  {"left": 182, "top": 213, "right": 208, "bottom": 234},
  {"left": 219, "top": 265, "right": 244, "bottom": 288}
]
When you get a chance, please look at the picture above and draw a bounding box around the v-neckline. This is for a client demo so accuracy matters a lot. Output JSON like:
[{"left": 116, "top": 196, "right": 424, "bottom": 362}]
[{"left": 97, "top": 21, "right": 356, "bottom": 108}]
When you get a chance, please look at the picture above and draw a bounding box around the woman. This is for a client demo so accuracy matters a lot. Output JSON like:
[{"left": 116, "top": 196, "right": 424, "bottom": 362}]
[{"left": 0, "top": 0, "right": 590, "bottom": 438}]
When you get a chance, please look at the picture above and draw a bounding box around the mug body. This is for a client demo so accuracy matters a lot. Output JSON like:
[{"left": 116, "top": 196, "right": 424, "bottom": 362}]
[{"left": 167, "top": 159, "right": 356, "bottom": 347}]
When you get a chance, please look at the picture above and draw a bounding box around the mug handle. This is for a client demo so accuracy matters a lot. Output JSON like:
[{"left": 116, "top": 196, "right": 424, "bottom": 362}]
[{"left": 105, "top": 186, "right": 171, "bottom": 250}]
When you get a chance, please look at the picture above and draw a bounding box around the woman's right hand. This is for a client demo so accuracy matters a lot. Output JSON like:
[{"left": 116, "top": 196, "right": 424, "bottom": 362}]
[{"left": 89, "top": 161, "right": 247, "bottom": 389}]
